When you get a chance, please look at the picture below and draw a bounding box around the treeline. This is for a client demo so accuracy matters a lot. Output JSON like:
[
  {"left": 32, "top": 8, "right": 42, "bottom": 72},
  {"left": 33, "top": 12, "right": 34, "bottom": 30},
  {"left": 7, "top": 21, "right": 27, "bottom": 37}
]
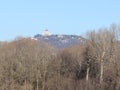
[{"left": 0, "top": 24, "right": 120, "bottom": 90}]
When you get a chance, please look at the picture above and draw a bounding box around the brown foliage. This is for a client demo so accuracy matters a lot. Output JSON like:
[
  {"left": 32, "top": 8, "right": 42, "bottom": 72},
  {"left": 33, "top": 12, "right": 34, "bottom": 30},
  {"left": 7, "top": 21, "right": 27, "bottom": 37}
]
[{"left": 0, "top": 24, "right": 120, "bottom": 90}]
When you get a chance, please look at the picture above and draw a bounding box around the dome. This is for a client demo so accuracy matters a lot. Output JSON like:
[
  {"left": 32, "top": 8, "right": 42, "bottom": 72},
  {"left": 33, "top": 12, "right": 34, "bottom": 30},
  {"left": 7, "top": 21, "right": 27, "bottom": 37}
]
[{"left": 42, "top": 29, "right": 51, "bottom": 36}]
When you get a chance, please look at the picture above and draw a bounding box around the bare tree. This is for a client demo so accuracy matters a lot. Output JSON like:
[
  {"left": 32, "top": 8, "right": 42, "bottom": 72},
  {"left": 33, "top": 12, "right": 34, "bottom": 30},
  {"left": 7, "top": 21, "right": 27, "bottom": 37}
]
[{"left": 85, "top": 28, "right": 118, "bottom": 89}]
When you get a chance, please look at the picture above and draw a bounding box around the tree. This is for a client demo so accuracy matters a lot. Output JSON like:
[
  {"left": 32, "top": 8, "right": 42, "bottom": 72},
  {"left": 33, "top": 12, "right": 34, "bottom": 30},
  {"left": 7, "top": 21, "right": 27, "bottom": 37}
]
[{"left": 85, "top": 28, "right": 118, "bottom": 89}]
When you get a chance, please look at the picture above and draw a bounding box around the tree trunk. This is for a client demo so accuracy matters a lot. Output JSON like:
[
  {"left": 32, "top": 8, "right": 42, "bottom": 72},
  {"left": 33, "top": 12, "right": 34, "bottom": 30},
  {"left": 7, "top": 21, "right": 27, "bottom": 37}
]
[
  {"left": 100, "top": 60, "right": 103, "bottom": 89},
  {"left": 37, "top": 79, "right": 39, "bottom": 90},
  {"left": 86, "top": 65, "right": 90, "bottom": 90},
  {"left": 100, "top": 52, "right": 105, "bottom": 86}
]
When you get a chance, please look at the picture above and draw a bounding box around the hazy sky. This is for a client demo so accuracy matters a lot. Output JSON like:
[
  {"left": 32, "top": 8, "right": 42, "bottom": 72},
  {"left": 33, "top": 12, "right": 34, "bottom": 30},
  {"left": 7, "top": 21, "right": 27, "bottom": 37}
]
[{"left": 0, "top": 0, "right": 120, "bottom": 41}]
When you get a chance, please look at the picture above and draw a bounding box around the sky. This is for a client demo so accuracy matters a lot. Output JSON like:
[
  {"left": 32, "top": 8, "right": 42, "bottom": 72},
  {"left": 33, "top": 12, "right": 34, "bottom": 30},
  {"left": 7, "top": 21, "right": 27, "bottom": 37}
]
[{"left": 0, "top": 0, "right": 120, "bottom": 41}]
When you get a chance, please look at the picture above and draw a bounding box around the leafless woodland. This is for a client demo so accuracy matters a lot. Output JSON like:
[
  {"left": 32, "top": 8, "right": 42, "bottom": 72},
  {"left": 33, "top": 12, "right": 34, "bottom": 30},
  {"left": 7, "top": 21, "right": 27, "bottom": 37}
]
[{"left": 0, "top": 24, "right": 120, "bottom": 90}]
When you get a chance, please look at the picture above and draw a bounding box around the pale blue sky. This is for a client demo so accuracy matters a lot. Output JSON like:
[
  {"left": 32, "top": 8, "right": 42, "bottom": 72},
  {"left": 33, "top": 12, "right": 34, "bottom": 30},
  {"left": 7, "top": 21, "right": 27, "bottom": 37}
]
[{"left": 0, "top": 0, "right": 120, "bottom": 41}]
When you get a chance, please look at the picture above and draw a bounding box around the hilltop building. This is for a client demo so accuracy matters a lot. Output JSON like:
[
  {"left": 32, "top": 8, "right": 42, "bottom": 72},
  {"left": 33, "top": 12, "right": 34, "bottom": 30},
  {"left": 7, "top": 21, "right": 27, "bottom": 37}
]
[{"left": 42, "top": 29, "right": 51, "bottom": 36}]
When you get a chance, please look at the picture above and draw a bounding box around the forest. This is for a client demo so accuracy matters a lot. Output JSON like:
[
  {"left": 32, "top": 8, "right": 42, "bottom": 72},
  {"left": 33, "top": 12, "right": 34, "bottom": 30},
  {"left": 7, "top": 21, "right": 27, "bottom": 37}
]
[{"left": 0, "top": 24, "right": 120, "bottom": 90}]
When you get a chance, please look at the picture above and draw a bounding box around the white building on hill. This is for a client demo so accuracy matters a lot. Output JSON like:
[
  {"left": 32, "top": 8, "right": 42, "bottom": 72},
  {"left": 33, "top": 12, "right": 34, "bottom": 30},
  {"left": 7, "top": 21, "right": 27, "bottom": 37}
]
[{"left": 42, "top": 29, "right": 51, "bottom": 36}]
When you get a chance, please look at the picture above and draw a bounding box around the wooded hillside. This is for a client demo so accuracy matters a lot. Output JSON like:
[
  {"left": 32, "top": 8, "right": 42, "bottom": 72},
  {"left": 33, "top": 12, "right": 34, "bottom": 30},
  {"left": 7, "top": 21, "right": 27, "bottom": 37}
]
[{"left": 0, "top": 24, "right": 120, "bottom": 90}]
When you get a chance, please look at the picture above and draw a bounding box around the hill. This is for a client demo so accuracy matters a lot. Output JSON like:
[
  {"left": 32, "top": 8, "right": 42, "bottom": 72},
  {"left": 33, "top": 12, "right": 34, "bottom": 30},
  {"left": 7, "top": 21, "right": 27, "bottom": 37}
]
[{"left": 33, "top": 34, "right": 85, "bottom": 48}]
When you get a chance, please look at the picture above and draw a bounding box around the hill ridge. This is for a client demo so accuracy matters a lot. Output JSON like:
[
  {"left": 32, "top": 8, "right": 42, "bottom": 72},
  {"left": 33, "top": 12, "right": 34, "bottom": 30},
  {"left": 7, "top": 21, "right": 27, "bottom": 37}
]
[{"left": 34, "top": 34, "right": 85, "bottom": 48}]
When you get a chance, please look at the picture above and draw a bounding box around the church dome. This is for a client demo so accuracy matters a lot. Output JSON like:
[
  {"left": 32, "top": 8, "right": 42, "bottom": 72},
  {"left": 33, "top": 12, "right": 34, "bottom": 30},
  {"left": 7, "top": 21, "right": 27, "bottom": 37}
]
[{"left": 42, "top": 29, "right": 51, "bottom": 36}]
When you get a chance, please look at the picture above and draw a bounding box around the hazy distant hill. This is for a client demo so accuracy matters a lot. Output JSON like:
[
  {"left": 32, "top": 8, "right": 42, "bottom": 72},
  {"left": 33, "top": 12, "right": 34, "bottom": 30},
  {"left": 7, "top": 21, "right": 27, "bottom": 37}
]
[{"left": 34, "top": 34, "right": 85, "bottom": 48}]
